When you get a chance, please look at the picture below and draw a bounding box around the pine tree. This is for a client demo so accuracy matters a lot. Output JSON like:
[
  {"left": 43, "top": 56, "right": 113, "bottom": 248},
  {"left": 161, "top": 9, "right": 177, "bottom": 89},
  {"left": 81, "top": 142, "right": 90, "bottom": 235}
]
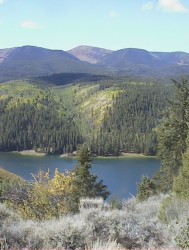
[
  {"left": 137, "top": 176, "right": 157, "bottom": 201},
  {"left": 73, "top": 147, "right": 110, "bottom": 200}
]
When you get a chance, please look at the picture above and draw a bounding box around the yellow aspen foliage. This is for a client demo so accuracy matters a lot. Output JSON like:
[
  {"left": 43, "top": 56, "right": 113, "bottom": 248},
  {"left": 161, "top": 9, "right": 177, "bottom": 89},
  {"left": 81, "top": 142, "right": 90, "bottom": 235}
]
[
  {"left": 5, "top": 150, "right": 109, "bottom": 220},
  {"left": 49, "top": 168, "right": 76, "bottom": 196},
  {"left": 7, "top": 169, "right": 77, "bottom": 221}
]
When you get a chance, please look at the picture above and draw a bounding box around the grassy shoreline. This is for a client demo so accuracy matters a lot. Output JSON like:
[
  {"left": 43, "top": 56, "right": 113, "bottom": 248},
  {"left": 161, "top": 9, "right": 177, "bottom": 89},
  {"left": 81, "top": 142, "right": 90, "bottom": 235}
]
[
  {"left": 11, "top": 150, "right": 46, "bottom": 157},
  {"left": 60, "top": 152, "right": 158, "bottom": 159},
  {"left": 8, "top": 150, "right": 157, "bottom": 159}
]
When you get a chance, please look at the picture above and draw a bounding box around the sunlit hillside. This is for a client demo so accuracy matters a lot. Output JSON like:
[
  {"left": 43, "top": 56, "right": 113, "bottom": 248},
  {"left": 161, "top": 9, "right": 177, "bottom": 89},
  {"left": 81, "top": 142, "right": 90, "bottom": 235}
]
[{"left": 0, "top": 77, "right": 170, "bottom": 155}]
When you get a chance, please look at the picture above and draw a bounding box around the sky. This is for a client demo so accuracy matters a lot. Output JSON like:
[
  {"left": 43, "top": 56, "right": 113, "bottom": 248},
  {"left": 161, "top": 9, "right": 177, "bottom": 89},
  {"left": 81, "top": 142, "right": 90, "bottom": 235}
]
[{"left": 0, "top": 0, "right": 189, "bottom": 52}]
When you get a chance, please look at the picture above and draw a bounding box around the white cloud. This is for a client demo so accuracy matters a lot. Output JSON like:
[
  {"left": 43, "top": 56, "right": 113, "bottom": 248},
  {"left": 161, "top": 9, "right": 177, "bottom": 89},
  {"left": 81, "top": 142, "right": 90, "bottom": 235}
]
[
  {"left": 21, "top": 21, "right": 39, "bottom": 29},
  {"left": 158, "top": 0, "right": 188, "bottom": 12},
  {"left": 0, "top": 0, "right": 5, "bottom": 4},
  {"left": 142, "top": 1, "right": 154, "bottom": 11},
  {"left": 109, "top": 10, "right": 119, "bottom": 18}
]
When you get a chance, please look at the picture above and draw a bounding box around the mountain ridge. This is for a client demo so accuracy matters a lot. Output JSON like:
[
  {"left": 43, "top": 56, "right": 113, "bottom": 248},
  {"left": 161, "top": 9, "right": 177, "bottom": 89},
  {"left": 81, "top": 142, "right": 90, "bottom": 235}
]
[
  {"left": 0, "top": 45, "right": 105, "bottom": 82},
  {"left": 0, "top": 45, "right": 189, "bottom": 82}
]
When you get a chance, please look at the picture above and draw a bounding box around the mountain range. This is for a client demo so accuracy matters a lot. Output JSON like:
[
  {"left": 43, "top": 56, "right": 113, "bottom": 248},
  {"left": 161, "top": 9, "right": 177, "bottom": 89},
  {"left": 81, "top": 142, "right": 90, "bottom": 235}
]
[{"left": 0, "top": 45, "right": 189, "bottom": 82}]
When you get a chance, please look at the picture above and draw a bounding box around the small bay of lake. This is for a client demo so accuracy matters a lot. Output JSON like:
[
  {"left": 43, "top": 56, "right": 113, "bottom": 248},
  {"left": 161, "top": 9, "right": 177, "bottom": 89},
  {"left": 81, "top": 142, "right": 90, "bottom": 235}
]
[{"left": 0, "top": 152, "right": 160, "bottom": 200}]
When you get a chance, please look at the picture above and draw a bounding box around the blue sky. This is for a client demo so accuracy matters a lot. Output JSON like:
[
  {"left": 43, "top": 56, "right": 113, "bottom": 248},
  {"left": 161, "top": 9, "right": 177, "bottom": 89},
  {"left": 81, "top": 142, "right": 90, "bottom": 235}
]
[{"left": 0, "top": 0, "right": 189, "bottom": 52}]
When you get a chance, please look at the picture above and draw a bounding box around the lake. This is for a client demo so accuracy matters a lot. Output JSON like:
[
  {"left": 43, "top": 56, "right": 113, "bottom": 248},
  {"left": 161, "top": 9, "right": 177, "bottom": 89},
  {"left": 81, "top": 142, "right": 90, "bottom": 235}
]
[{"left": 0, "top": 152, "right": 160, "bottom": 200}]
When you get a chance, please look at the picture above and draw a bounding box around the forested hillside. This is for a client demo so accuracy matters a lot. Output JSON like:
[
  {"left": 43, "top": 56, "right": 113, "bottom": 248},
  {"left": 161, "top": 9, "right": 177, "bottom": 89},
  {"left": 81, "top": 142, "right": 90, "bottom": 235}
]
[
  {"left": 0, "top": 78, "right": 171, "bottom": 155},
  {"left": 90, "top": 82, "right": 170, "bottom": 155}
]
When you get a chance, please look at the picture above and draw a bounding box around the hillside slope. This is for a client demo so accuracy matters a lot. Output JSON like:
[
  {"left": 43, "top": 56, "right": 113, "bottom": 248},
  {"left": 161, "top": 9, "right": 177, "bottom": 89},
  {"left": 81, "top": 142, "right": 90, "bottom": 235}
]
[
  {"left": 100, "top": 48, "right": 189, "bottom": 77},
  {"left": 0, "top": 168, "right": 24, "bottom": 197},
  {"left": 0, "top": 78, "right": 170, "bottom": 155},
  {"left": 0, "top": 46, "right": 105, "bottom": 82}
]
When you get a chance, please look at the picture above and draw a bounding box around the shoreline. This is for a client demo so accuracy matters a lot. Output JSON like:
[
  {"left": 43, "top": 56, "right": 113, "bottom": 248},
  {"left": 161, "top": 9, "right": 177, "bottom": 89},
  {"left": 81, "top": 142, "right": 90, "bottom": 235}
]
[
  {"left": 11, "top": 150, "right": 46, "bottom": 157},
  {"left": 6, "top": 151, "right": 157, "bottom": 159},
  {"left": 60, "top": 152, "right": 157, "bottom": 159},
  {"left": 95, "top": 153, "right": 157, "bottom": 159},
  {"left": 119, "top": 152, "right": 156, "bottom": 158}
]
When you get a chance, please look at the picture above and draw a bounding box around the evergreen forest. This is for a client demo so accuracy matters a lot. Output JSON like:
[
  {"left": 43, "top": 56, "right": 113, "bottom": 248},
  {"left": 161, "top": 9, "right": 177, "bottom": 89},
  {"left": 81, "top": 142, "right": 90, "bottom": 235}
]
[{"left": 0, "top": 77, "right": 171, "bottom": 156}]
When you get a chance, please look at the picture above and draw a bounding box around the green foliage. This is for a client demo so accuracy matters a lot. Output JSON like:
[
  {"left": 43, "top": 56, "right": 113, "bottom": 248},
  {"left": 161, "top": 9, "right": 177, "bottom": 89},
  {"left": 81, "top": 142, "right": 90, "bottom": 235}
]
[
  {"left": 158, "top": 195, "right": 189, "bottom": 227},
  {"left": 173, "top": 149, "right": 189, "bottom": 199},
  {"left": 109, "top": 196, "right": 122, "bottom": 210},
  {"left": 156, "top": 78, "right": 189, "bottom": 192},
  {"left": 158, "top": 196, "right": 174, "bottom": 224},
  {"left": 137, "top": 176, "right": 158, "bottom": 201},
  {"left": 73, "top": 148, "right": 110, "bottom": 201},
  {"left": 136, "top": 78, "right": 189, "bottom": 203}
]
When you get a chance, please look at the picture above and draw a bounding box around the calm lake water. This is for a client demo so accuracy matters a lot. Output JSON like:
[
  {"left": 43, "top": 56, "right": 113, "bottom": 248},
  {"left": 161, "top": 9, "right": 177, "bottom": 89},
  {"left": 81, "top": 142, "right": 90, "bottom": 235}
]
[{"left": 0, "top": 152, "right": 160, "bottom": 200}]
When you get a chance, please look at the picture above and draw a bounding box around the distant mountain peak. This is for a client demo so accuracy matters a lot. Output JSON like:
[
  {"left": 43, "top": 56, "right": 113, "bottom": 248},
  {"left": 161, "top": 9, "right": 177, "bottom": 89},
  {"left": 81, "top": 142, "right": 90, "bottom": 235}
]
[{"left": 68, "top": 45, "right": 113, "bottom": 64}]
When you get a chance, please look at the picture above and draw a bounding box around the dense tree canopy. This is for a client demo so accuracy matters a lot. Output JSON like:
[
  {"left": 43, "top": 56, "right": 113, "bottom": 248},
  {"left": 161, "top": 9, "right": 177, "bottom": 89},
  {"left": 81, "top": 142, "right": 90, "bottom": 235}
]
[
  {"left": 156, "top": 78, "right": 189, "bottom": 192},
  {"left": 90, "top": 82, "right": 169, "bottom": 156},
  {"left": 0, "top": 79, "right": 170, "bottom": 156},
  {"left": 137, "top": 78, "right": 189, "bottom": 199}
]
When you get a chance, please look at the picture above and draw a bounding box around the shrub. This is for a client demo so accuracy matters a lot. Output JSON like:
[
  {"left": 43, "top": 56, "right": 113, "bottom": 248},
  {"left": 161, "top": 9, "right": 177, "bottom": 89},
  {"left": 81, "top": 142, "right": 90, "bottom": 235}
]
[
  {"left": 79, "top": 197, "right": 104, "bottom": 212},
  {"left": 0, "top": 195, "right": 178, "bottom": 249},
  {"left": 0, "top": 203, "right": 20, "bottom": 226},
  {"left": 175, "top": 218, "right": 189, "bottom": 248},
  {"left": 5, "top": 149, "right": 110, "bottom": 221},
  {"left": 122, "top": 198, "right": 136, "bottom": 213},
  {"left": 6, "top": 169, "right": 77, "bottom": 221},
  {"left": 158, "top": 195, "right": 189, "bottom": 225},
  {"left": 109, "top": 196, "right": 122, "bottom": 210},
  {"left": 86, "top": 239, "right": 125, "bottom": 250},
  {"left": 0, "top": 168, "right": 24, "bottom": 200}
]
